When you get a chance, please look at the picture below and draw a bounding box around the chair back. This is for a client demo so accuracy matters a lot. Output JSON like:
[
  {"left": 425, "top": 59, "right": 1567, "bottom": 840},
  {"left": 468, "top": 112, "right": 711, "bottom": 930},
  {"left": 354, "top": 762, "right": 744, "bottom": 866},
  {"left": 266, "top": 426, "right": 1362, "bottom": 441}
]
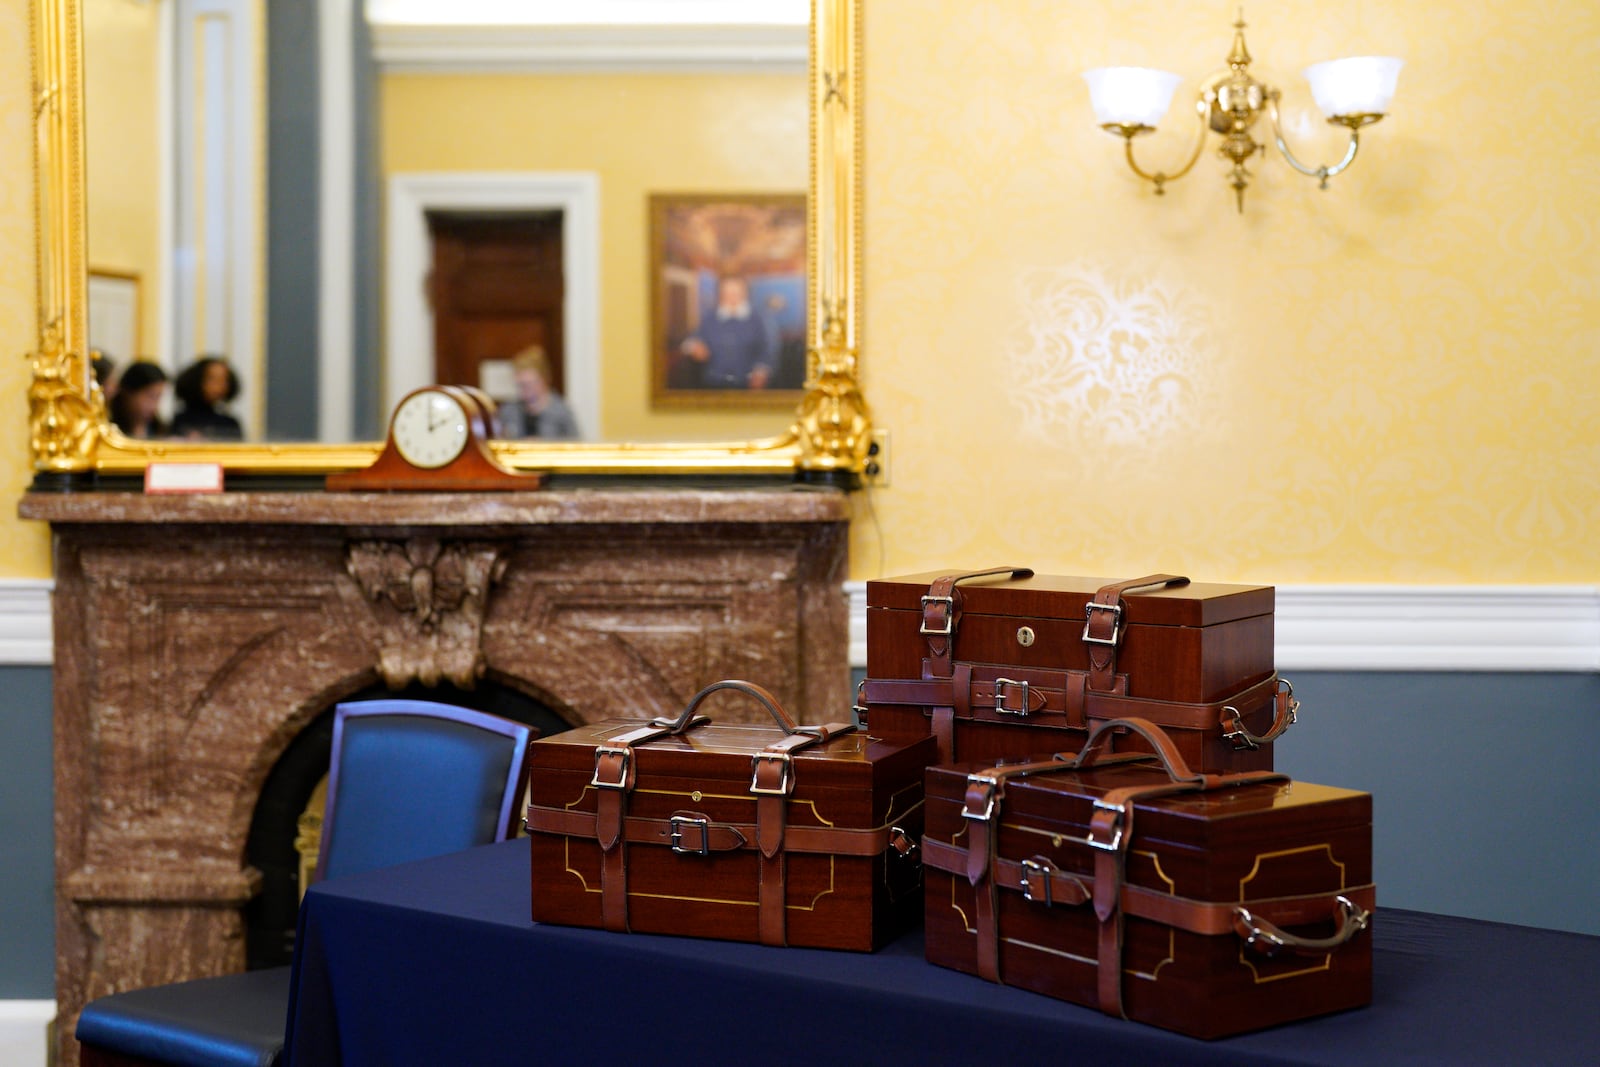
[{"left": 315, "top": 700, "right": 532, "bottom": 883}]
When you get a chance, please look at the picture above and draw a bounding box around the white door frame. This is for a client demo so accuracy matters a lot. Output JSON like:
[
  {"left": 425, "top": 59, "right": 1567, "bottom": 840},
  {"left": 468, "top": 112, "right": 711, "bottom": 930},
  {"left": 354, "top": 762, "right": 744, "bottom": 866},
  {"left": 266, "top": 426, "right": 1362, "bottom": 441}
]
[{"left": 384, "top": 172, "right": 600, "bottom": 437}]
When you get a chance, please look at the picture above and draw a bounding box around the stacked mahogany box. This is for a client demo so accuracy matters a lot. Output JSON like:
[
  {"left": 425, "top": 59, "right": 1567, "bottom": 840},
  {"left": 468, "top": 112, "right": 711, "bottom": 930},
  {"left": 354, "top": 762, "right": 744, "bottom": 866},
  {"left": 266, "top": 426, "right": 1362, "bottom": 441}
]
[{"left": 524, "top": 566, "right": 1375, "bottom": 1039}]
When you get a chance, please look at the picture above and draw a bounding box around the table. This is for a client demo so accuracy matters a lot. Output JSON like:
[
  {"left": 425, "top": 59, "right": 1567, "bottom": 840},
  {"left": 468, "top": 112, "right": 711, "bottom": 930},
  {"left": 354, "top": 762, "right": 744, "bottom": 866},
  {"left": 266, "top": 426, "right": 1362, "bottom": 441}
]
[{"left": 284, "top": 838, "right": 1599, "bottom": 1066}]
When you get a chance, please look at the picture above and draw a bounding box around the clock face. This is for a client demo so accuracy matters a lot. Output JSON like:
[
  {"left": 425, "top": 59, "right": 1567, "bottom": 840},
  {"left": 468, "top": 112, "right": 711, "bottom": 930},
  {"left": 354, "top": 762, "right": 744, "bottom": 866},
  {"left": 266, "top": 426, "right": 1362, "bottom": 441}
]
[{"left": 391, "top": 389, "right": 471, "bottom": 469}]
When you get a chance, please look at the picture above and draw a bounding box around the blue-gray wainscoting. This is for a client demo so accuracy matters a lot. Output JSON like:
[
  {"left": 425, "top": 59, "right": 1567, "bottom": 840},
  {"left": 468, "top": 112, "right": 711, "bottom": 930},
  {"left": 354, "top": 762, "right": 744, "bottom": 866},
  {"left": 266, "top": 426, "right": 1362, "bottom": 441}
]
[
  {"left": 3, "top": 667, "right": 1596, "bottom": 994},
  {"left": 1272, "top": 671, "right": 1600, "bottom": 935},
  {"left": 0, "top": 666, "right": 53, "bottom": 998}
]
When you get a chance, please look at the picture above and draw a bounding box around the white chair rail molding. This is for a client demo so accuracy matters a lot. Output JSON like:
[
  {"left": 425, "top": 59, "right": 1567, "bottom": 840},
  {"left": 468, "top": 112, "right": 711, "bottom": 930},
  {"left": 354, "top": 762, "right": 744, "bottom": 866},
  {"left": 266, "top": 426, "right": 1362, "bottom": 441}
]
[{"left": 842, "top": 582, "right": 1600, "bottom": 674}]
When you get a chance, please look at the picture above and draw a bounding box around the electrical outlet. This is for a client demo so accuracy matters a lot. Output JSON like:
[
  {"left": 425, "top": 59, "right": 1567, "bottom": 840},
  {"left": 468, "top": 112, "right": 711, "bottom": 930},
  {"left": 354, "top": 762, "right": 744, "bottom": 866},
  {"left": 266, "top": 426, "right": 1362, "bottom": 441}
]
[{"left": 863, "top": 429, "right": 890, "bottom": 488}]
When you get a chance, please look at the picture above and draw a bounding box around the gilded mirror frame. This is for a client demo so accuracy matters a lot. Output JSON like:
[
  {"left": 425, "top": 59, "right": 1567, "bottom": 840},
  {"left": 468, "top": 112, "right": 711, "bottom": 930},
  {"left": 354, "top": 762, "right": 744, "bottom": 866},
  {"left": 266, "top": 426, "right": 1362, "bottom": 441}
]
[{"left": 28, "top": 0, "right": 868, "bottom": 485}]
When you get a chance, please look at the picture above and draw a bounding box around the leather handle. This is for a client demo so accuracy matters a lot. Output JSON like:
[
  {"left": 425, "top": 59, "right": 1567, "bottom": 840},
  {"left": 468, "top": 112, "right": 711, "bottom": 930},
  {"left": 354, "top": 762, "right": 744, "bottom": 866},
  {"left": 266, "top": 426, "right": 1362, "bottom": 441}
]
[
  {"left": 922, "top": 566, "right": 1036, "bottom": 665},
  {"left": 953, "top": 565, "right": 1035, "bottom": 585},
  {"left": 1220, "top": 677, "right": 1299, "bottom": 751},
  {"left": 658, "top": 679, "right": 799, "bottom": 736},
  {"left": 1083, "top": 573, "right": 1189, "bottom": 693},
  {"left": 1233, "top": 894, "right": 1371, "bottom": 957},
  {"left": 1065, "top": 716, "right": 1204, "bottom": 785},
  {"left": 1099, "top": 573, "right": 1189, "bottom": 599}
]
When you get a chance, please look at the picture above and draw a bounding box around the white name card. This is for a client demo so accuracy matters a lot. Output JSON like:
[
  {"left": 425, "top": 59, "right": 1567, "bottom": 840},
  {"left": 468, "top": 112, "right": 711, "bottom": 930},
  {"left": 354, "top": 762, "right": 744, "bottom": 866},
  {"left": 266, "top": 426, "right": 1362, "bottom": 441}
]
[{"left": 145, "top": 463, "right": 225, "bottom": 494}]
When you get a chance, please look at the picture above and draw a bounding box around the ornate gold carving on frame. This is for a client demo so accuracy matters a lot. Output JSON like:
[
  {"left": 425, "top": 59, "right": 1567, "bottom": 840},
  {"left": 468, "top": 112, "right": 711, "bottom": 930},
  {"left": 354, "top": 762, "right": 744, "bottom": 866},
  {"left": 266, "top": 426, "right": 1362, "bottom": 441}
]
[{"left": 26, "top": 0, "right": 870, "bottom": 483}]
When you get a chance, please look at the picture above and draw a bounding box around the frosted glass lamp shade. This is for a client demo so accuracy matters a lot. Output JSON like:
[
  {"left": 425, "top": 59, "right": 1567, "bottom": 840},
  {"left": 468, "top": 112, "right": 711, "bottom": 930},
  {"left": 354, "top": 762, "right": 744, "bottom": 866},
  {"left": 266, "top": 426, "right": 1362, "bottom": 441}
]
[
  {"left": 1083, "top": 67, "right": 1183, "bottom": 128},
  {"left": 1302, "top": 56, "right": 1403, "bottom": 119}
]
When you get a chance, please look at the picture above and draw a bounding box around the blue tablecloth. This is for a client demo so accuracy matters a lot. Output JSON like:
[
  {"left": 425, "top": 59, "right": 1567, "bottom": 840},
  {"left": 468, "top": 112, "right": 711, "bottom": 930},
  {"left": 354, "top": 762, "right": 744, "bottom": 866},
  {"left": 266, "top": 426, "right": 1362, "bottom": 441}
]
[{"left": 284, "top": 838, "right": 1599, "bottom": 1066}]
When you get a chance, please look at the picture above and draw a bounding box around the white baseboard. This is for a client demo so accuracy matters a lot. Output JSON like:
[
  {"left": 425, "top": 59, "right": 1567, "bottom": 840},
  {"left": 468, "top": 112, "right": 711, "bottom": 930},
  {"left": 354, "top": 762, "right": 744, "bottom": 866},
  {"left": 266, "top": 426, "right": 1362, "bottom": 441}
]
[
  {"left": 0, "top": 1000, "right": 54, "bottom": 1067},
  {"left": 843, "top": 581, "right": 1600, "bottom": 673},
  {"left": 0, "top": 579, "right": 52, "bottom": 666}
]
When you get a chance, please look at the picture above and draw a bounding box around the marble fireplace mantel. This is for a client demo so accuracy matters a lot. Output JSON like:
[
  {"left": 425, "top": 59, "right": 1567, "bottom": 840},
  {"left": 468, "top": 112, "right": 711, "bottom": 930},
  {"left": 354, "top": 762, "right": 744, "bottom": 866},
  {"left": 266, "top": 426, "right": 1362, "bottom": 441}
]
[{"left": 21, "top": 487, "right": 850, "bottom": 1065}]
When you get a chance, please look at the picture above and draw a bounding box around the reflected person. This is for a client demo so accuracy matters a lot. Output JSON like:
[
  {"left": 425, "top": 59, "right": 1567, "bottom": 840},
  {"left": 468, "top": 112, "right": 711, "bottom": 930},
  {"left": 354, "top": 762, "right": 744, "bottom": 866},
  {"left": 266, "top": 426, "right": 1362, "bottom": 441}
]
[
  {"left": 109, "top": 361, "right": 169, "bottom": 440},
  {"left": 172, "top": 356, "right": 244, "bottom": 441},
  {"left": 678, "top": 275, "right": 778, "bottom": 389},
  {"left": 497, "top": 345, "right": 580, "bottom": 440}
]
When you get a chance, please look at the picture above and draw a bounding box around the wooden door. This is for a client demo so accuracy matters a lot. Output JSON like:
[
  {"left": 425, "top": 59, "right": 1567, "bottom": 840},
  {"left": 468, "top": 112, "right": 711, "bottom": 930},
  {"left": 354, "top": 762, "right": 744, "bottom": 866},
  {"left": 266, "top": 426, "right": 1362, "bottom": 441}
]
[{"left": 426, "top": 211, "right": 565, "bottom": 393}]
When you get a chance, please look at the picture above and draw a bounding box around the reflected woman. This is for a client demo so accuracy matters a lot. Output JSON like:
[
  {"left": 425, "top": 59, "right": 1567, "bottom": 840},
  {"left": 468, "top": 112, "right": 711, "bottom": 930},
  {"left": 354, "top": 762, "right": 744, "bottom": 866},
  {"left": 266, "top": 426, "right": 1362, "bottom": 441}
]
[
  {"left": 497, "top": 346, "right": 580, "bottom": 440},
  {"left": 109, "top": 361, "right": 169, "bottom": 440},
  {"left": 172, "top": 356, "right": 244, "bottom": 441}
]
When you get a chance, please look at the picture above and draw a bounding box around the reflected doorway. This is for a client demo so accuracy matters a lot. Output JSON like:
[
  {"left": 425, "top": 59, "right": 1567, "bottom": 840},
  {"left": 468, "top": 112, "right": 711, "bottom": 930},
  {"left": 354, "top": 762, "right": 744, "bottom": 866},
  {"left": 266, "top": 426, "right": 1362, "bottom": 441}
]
[{"left": 426, "top": 210, "right": 566, "bottom": 406}]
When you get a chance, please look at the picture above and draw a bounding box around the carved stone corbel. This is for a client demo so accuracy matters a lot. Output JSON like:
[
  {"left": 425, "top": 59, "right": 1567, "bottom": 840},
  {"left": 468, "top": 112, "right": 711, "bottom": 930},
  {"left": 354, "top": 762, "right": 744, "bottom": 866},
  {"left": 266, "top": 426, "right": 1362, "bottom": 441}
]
[{"left": 345, "top": 538, "right": 508, "bottom": 689}]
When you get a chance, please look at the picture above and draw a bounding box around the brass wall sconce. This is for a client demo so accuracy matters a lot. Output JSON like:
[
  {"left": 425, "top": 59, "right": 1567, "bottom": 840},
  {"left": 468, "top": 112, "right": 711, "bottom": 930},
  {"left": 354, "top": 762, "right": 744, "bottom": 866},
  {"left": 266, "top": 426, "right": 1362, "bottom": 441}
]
[{"left": 1083, "top": 12, "right": 1401, "bottom": 212}]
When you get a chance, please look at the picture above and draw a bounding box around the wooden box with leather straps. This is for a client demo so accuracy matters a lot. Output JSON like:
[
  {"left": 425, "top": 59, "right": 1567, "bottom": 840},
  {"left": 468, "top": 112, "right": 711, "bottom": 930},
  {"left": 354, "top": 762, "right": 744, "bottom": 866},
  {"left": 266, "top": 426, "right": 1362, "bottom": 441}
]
[
  {"left": 525, "top": 680, "right": 936, "bottom": 951},
  {"left": 862, "top": 567, "right": 1296, "bottom": 773},
  {"left": 923, "top": 718, "right": 1374, "bottom": 1039}
]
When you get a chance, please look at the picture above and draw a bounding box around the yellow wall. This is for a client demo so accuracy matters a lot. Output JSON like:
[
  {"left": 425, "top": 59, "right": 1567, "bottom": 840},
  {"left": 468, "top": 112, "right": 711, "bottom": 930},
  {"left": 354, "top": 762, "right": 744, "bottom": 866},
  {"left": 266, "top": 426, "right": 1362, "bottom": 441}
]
[
  {"left": 0, "top": 0, "right": 50, "bottom": 578},
  {"left": 858, "top": 0, "right": 1600, "bottom": 583},
  {"left": 84, "top": 0, "right": 162, "bottom": 360},
  {"left": 5, "top": 3, "right": 1596, "bottom": 585},
  {"left": 382, "top": 70, "right": 808, "bottom": 442}
]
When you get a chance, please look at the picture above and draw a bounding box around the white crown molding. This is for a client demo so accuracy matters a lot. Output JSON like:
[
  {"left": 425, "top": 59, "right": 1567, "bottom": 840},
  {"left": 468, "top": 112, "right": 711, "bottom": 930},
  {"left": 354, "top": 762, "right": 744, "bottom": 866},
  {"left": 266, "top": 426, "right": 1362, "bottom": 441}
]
[
  {"left": 371, "top": 23, "right": 807, "bottom": 74},
  {"left": 842, "top": 582, "right": 1600, "bottom": 673},
  {"left": 0, "top": 1001, "right": 52, "bottom": 1067},
  {"left": 0, "top": 580, "right": 53, "bottom": 667}
]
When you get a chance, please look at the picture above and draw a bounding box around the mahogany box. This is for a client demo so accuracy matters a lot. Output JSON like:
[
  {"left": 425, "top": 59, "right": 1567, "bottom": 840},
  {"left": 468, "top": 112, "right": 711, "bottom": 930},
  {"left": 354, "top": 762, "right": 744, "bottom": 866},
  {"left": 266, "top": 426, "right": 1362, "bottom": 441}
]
[
  {"left": 863, "top": 567, "right": 1293, "bottom": 772},
  {"left": 525, "top": 681, "right": 935, "bottom": 951},
  {"left": 922, "top": 718, "right": 1374, "bottom": 1039}
]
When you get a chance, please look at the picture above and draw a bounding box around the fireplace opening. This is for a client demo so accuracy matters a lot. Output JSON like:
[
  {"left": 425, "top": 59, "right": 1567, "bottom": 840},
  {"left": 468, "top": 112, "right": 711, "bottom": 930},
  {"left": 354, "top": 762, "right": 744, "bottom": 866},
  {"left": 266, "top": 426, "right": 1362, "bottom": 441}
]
[{"left": 243, "top": 679, "right": 571, "bottom": 969}]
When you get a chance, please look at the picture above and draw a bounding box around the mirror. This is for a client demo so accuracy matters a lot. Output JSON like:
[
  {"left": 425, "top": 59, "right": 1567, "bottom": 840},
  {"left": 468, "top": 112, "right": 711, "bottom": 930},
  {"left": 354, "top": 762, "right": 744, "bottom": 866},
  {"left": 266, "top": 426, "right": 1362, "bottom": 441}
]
[{"left": 30, "top": 0, "right": 869, "bottom": 483}]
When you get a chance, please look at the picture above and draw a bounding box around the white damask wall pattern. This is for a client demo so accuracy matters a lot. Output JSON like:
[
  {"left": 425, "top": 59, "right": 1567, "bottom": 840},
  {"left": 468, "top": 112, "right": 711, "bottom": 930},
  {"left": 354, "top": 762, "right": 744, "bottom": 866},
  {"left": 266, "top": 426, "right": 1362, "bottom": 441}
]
[{"left": 858, "top": 0, "right": 1599, "bottom": 584}]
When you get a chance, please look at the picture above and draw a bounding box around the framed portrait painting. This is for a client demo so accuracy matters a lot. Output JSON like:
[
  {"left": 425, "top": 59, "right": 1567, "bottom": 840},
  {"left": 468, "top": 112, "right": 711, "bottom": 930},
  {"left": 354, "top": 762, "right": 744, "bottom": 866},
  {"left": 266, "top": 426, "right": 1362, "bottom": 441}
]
[{"left": 649, "top": 193, "right": 807, "bottom": 409}]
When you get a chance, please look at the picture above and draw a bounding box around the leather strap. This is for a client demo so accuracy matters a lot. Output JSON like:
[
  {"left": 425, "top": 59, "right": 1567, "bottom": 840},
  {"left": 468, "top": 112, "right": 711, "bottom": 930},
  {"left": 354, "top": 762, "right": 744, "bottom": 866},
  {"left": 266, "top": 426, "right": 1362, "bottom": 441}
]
[
  {"left": 923, "top": 839, "right": 1375, "bottom": 937},
  {"left": 920, "top": 568, "right": 1033, "bottom": 761},
  {"left": 1083, "top": 574, "right": 1189, "bottom": 693},
  {"left": 1083, "top": 672, "right": 1278, "bottom": 732},
  {"left": 597, "top": 788, "right": 628, "bottom": 932},
  {"left": 590, "top": 718, "right": 680, "bottom": 934},
  {"left": 526, "top": 803, "right": 916, "bottom": 858},
  {"left": 758, "top": 783, "right": 790, "bottom": 940},
  {"left": 527, "top": 806, "right": 748, "bottom": 852},
  {"left": 960, "top": 758, "right": 1089, "bottom": 982},
  {"left": 749, "top": 710, "right": 854, "bottom": 948},
  {"left": 919, "top": 566, "right": 1035, "bottom": 670},
  {"left": 864, "top": 671, "right": 1285, "bottom": 754}
]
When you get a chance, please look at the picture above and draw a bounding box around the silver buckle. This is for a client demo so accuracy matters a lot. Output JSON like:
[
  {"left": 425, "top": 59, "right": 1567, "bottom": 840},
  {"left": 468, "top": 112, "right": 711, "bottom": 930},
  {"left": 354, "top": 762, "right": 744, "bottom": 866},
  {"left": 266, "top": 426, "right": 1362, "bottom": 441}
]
[
  {"left": 1081, "top": 601, "right": 1123, "bottom": 646},
  {"left": 1021, "top": 858, "right": 1054, "bottom": 906},
  {"left": 962, "top": 774, "right": 999, "bottom": 821},
  {"left": 1220, "top": 706, "right": 1258, "bottom": 751},
  {"left": 590, "top": 745, "right": 631, "bottom": 789},
  {"left": 749, "top": 752, "right": 794, "bottom": 795},
  {"left": 1234, "top": 906, "right": 1286, "bottom": 955},
  {"left": 993, "top": 677, "right": 1031, "bottom": 717},
  {"left": 669, "top": 813, "right": 711, "bottom": 856},
  {"left": 919, "top": 594, "right": 955, "bottom": 635},
  {"left": 1086, "top": 799, "right": 1125, "bottom": 851}
]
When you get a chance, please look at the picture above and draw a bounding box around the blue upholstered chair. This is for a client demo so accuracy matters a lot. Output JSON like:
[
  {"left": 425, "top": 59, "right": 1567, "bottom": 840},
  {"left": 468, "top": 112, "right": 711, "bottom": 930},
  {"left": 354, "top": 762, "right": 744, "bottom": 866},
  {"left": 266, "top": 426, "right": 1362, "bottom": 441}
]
[{"left": 75, "top": 700, "right": 534, "bottom": 1067}]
